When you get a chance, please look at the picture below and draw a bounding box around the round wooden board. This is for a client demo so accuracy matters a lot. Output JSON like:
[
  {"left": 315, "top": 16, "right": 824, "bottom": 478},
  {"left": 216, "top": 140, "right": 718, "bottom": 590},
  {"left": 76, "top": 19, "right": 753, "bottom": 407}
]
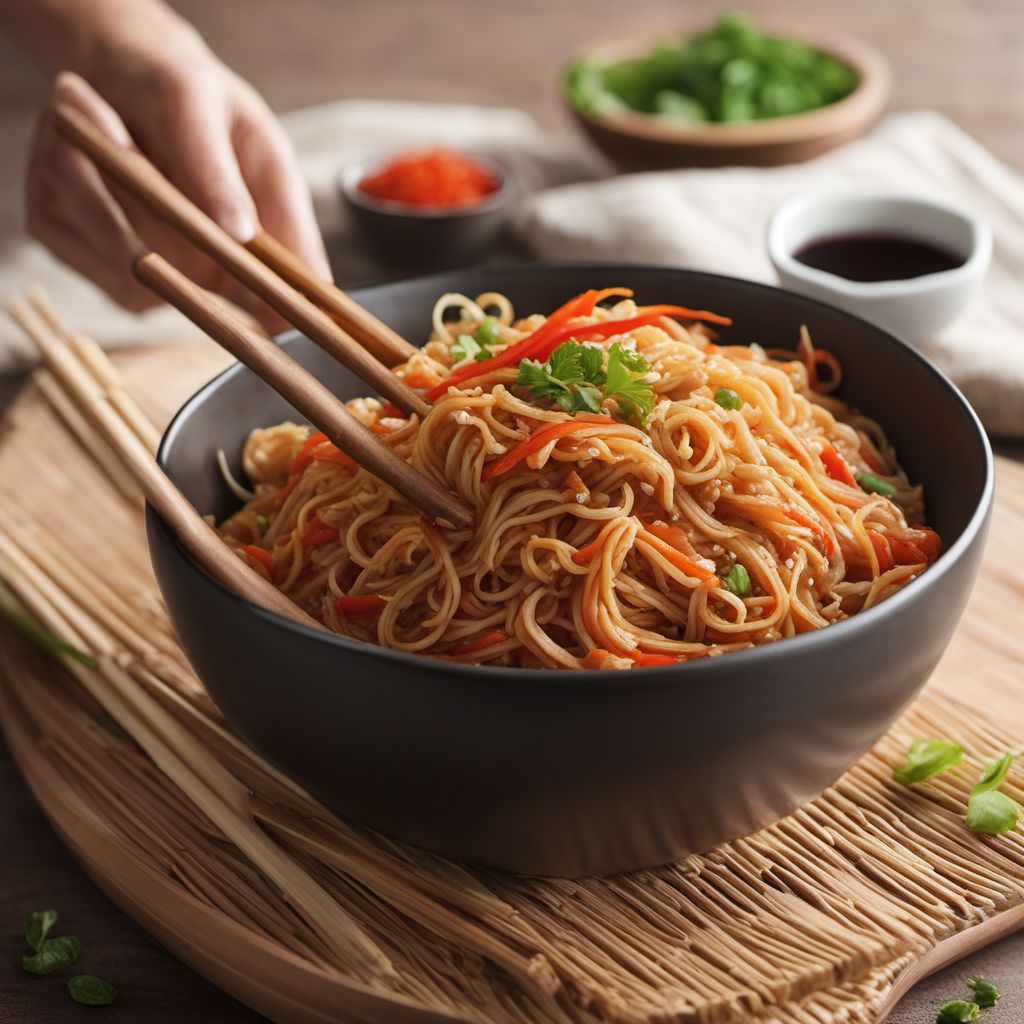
[{"left": 2, "top": 341, "right": 1023, "bottom": 1024}]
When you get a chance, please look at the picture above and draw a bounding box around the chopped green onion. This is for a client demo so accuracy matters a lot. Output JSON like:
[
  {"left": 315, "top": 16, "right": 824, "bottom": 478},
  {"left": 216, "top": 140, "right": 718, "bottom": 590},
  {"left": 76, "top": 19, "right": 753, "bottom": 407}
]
[
  {"left": 892, "top": 738, "right": 964, "bottom": 786},
  {"left": 856, "top": 471, "right": 897, "bottom": 497},
  {"left": 722, "top": 563, "right": 751, "bottom": 596},
  {"left": 714, "top": 387, "right": 741, "bottom": 410},
  {"left": 255, "top": 514, "right": 270, "bottom": 534},
  {"left": 475, "top": 316, "right": 502, "bottom": 349},
  {"left": 451, "top": 333, "right": 482, "bottom": 364},
  {"left": 966, "top": 977, "right": 1000, "bottom": 1008},
  {"left": 966, "top": 753, "right": 1019, "bottom": 835}
]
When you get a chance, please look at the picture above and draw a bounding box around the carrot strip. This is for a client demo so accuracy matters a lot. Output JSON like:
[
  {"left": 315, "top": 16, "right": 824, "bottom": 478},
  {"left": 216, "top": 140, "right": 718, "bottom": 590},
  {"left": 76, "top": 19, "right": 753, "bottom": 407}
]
[
  {"left": 334, "top": 595, "right": 388, "bottom": 618},
  {"left": 890, "top": 528, "right": 942, "bottom": 566},
  {"left": 637, "top": 527, "right": 719, "bottom": 585},
  {"left": 572, "top": 532, "right": 609, "bottom": 565},
  {"left": 786, "top": 509, "right": 836, "bottom": 557},
  {"left": 627, "top": 651, "right": 679, "bottom": 668},
  {"left": 240, "top": 545, "right": 273, "bottom": 580},
  {"left": 581, "top": 648, "right": 613, "bottom": 669},
  {"left": 867, "top": 530, "right": 894, "bottom": 573},
  {"left": 643, "top": 520, "right": 699, "bottom": 558},
  {"left": 450, "top": 630, "right": 509, "bottom": 656},
  {"left": 481, "top": 416, "right": 614, "bottom": 481},
  {"left": 300, "top": 516, "right": 339, "bottom": 547},
  {"left": 820, "top": 443, "right": 857, "bottom": 487}
]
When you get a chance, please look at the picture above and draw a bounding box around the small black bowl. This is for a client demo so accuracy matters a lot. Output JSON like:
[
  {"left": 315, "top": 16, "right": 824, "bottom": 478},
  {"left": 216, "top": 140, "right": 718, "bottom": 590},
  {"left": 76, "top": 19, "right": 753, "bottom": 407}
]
[
  {"left": 340, "top": 152, "right": 511, "bottom": 271},
  {"left": 148, "top": 264, "right": 993, "bottom": 877}
]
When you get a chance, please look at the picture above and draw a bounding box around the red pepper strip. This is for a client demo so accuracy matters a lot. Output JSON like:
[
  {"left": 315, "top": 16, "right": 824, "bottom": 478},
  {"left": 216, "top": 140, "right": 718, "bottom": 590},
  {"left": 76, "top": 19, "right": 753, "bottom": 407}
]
[
  {"left": 426, "top": 289, "right": 606, "bottom": 400},
  {"left": 334, "top": 595, "right": 388, "bottom": 618},
  {"left": 449, "top": 630, "right": 509, "bottom": 656},
  {"left": 636, "top": 303, "right": 732, "bottom": 326},
  {"left": 481, "top": 416, "right": 614, "bottom": 481},
  {"left": 572, "top": 532, "right": 609, "bottom": 565},
  {"left": 637, "top": 526, "right": 719, "bottom": 585},
  {"left": 890, "top": 528, "right": 941, "bottom": 566},
  {"left": 581, "top": 648, "right": 613, "bottom": 669},
  {"left": 241, "top": 545, "right": 274, "bottom": 580},
  {"left": 300, "top": 516, "right": 339, "bottom": 547},
  {"left": 527, "top": 308, "right": 727, "bottom": 364},
  {"left": 380, "top": 401, "right": 404, "bottom": 419},
  {"left": 627, "top": 651, "right": 679, "bottom": 668},
  {"left": 867, "top": 530, "right": 894, "bottom": 573},
  {"left": 786, "top": 509, "right": 836, "bottom": 557},
  {"left": 820, "top": 443, "right": 857, "bottom": 487}
]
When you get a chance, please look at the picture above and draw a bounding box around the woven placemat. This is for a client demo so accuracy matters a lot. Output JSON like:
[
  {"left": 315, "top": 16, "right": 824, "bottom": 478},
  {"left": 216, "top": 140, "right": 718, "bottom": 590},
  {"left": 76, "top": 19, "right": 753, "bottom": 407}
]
[{"left": 1, "top": 342, "right": 1022, "bottom": 1024}]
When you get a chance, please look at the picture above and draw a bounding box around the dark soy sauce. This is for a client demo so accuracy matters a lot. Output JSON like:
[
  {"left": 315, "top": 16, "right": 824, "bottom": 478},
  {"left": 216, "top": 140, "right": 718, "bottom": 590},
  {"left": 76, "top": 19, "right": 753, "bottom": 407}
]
[{"left": 794, "top": 233, "right": 965, "bottom": 282}]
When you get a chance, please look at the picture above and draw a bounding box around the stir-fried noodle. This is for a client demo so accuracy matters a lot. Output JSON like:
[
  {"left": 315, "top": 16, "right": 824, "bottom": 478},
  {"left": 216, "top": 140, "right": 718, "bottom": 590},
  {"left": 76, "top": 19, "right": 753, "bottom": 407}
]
[{"left": 219, "top": 288, "right": 939, "bottom": 669}]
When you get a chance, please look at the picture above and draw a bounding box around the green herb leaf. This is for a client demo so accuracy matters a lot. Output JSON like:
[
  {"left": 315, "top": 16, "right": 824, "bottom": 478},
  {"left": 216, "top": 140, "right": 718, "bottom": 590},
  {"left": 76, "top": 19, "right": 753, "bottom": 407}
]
[
  {"left": 966, "top": 977, "right": 1000, "bottom": 1008},
  {"left": 451, "top": 333, "right": 482, "bottom": 364},
  {"left": 892, "top": 739, "right": 964, "bottom": 786},
  {"left": 22, "top": 935, "right": 81, "bottom": 975},
  {"left": 475, "top": 316, "right": 502, "bottom": 349},
  {"left": 936, "top": 1000, "right": 980, "bottom": 1023},
  {"left": 856, "top": 471, "right": 897, "bottom": 497},
  {"left": 966, "top": 789, "right": 1019, "bottom": 836},
  {"left": 0, "top": 599, "right": 97, "bottom": 669},
  {"left": 68, "top": 974, "right": 117, "bottom": 1006},
  {"left": 972, "top": 753, "right": 1014, "bottom": 794},
  {"left": 24, "top": 909, "right": 58, "bottom": 952},
  {"left": 255, "top": 514, "right": 270, "bottom": 535},
  {"left": 605, "top": 343, "right": 655, "bottom": 424},
  {"left": 517, "top": 341, "right": 609, "bottom": 415},
  {"left": 722, "top": 563, "right": 751, "bottom": 597},
  {"left": 714, "top": 387, "right": 741, "bottom": 410}
]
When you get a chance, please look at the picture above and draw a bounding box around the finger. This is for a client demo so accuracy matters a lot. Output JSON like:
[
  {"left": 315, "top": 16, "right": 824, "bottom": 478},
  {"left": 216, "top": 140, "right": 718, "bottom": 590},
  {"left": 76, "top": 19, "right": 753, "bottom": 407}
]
[
  {"left": 141, "top": 73, "right": 258, "bottom": 243},
  {"left": 233, "top": 89, "right": 332, "bottom": 281},
  {"left": 27, "top": 72, "right": 156, "bottom": 309}
]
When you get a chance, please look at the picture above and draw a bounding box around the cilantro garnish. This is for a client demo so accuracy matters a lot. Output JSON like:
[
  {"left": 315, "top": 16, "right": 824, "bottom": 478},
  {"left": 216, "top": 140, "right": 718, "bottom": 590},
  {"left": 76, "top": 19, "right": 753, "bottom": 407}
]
[{"left": 516, "top": 340, "right": 657, "bottom": 424}]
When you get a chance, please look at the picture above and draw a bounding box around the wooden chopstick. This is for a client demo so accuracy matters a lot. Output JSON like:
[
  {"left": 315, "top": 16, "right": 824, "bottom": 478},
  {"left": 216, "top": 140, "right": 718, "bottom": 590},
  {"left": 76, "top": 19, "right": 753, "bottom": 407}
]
[
  {"left": 246, "top": 231, "right": 416, "bottom": 366},
  {"left": 52, "top": 102, "right": 429, "bottom": 420},
  {"left": 6, "top": 296, "right": 329, "bottom": 631},
  {"left": 133, "top": 251, "right": 474, "bottom": 530}
]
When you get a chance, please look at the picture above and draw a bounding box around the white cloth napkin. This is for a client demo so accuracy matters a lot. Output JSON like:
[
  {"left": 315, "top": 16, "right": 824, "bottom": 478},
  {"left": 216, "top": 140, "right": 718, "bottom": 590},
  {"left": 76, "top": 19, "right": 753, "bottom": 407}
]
[{"left": 515, "top": 110, "right": 1024, "bottom": 437}]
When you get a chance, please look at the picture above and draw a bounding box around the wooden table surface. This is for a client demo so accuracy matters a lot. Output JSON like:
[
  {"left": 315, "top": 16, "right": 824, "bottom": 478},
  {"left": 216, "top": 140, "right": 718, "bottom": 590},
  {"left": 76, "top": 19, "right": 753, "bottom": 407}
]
[{"left": 1, "top": 2, "right": 1022, "bottom": 1021}]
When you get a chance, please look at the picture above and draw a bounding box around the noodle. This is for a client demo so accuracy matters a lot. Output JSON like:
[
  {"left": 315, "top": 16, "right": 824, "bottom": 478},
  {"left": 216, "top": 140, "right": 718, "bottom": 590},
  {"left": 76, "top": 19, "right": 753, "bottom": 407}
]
[{"left": 218, "top": 289, "right": 940, "bottom": 670}]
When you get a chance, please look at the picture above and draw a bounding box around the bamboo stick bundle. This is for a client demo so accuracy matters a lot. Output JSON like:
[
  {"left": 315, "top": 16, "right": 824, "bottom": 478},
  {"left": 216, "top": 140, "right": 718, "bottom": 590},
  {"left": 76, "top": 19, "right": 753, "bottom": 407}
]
[{"left": 1, "top": 291, "right": 1023, "bottom": 1024}]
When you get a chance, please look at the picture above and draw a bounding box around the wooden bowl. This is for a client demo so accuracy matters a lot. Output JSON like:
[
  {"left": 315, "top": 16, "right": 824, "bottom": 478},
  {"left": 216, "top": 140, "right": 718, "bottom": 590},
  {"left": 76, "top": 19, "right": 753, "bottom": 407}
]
[{"left": 565, "top": 27, "right": 891, "bottom": 171}]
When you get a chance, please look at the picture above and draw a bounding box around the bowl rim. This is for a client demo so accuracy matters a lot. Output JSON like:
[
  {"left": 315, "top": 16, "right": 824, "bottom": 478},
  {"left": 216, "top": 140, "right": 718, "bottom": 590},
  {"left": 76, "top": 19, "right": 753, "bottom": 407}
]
[
  {"left": 153, "top": 262, "right": 993, "bottom": 688},
  {"left": 563, "top": 23, "right": 891, "bottom": 147},
  {"left": 766, "top": 189, "right": 994, "bottom": 299},
  {"left": 340, "top": 149, "right": 511, "bottom": 220}
]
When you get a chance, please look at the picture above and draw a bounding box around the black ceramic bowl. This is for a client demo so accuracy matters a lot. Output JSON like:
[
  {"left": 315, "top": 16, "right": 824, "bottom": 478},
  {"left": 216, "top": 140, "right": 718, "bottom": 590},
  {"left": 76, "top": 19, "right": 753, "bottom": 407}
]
[
  {"left": 340, "top": 152, "right": 511, "bottom": 270},
  {"left": 148, "top": 264, "right": 992, "bottom": 877}
]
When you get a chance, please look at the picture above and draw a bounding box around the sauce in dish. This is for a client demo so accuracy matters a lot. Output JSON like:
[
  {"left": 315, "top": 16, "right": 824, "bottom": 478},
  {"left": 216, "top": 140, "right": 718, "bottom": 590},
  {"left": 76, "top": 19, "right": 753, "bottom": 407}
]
[
  {"left": 794, "top": 233, "right": 965, "bottom": 282},
  {"left": 358, "top": 148, "right": 500, "bottom": 208}
]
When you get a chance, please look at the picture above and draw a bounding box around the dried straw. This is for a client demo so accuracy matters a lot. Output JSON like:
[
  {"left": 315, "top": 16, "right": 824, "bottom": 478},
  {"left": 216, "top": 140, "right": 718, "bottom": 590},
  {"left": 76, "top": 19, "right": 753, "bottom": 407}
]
[{"left": 1, "top": 290, "right": 1022, "bottom": 1024}]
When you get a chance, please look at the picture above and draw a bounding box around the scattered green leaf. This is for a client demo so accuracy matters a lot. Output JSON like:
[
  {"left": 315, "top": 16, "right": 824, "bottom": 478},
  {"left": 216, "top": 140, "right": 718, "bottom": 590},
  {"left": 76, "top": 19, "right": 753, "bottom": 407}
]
[
  {"left": 22, "top": 935, "right": 81, "bottom": 975},
  {"left": 604, "top": 343, "right": 656, "bottom": 424},
  {"left": 714, "top": 387, "right": 742, "bottom": 410},
  {"left": 966, "top": 977, "right": 1000, "bottom": 1009},
  {"left": 0, "top": 599, "right": 96, "bottom": 669},
  {"left": 255, "top": 514, "right": 270, "bottom": 534},
  {"left": 936, "top": 1000, "right": 980, "bottom": 1023},
  {"left": 24, "top": 909, "right": 58, "bottom": 953},
  {"left": 68, "top": 974, "right": 117, "bottom": 1006},
  {"left": 722, "top": 563, "right": 751, "bottom": 597},
  {"left": 517, "top": 341, "right": 607, "bottom": 415},
  {"left": 475, "top": 315, "right": 502, "bottom": 349},
  {"left": 972, "top": 753, "right": 1014, "bottom": 794},
  {"left": 967, "top": 789, "right": 1019, "bottom": 836},
  {"left": 856, "top": 471, "right": 897, "bottom": 497},
  {"left": 893, "top": 739, "right": 964, "bottom": 786}
]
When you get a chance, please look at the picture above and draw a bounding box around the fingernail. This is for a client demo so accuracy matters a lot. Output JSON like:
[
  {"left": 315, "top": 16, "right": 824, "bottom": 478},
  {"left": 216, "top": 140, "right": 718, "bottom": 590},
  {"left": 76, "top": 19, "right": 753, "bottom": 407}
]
[{"left": 220, "top": 207, "right": 257, "bottom": 243}]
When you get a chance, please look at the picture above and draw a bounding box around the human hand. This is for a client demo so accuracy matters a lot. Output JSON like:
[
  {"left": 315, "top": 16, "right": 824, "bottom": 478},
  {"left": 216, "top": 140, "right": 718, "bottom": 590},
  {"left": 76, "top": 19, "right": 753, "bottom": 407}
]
[{"left": 21, "top": 3, "right": 329, "bottom": 320}]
